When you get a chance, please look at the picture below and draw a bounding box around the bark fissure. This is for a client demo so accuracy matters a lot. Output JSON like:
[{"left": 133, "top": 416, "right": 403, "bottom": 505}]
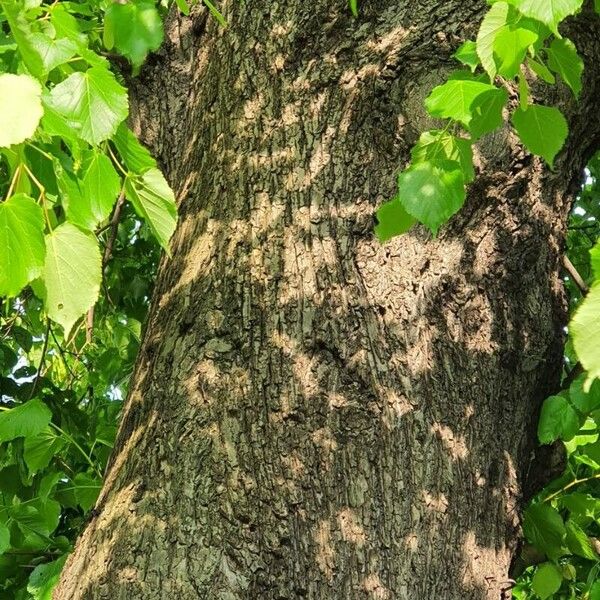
[{"left": 56, "top": 2, "right": 600, "bottom": 599}]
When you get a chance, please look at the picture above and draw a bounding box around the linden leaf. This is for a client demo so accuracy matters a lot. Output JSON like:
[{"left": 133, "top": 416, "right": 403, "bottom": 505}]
[
  {"left": 45, "top": 66, "right": 128, "bottom": 145},
  {"left": 0, "top": 74, "right": 43, "bottom": 148},
  {"left": 396, "top": 160, "right": 465, "bottom": 236},
  {"left": 375, "top": 199, "right": 416, "bottom": 241},
  {"left": 512, "top": 0, "right": 583, "bottom": 36},
  {"left": 572, "top": 282, "right": 600, "bottom": 390},
  {"left": 0, "top": 194, "right": 46, "bottom": 297},
  {"left": 477, "top": 2, "right": 511, "bottom": 79},
  {"left": 511, "top": 104, "right": 568, "bottom": 167},
  {"left": 125, "top": 168, "right": 177, "bottom": 251},
  {"left": 425, "top": 76, "right": 498, "bottom": 128},
  {"left": 104, "top": 1, "right": 164, "bottom": 68},
  {"left": 546, "top": 38, "right": 584, "bottom": 98},
  {"left": 532, "top": 562, "right": 563, "bottom": 600},
  {"left": 0, "top": 400, "right": 52, "bottom": 443},
  {"left": 42, "top": 223, "right": 102, "bottom": 336}
]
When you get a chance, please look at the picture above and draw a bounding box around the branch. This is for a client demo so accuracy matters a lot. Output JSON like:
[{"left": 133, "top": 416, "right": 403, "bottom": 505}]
[
  {"left": 563, "top": 254, "right": 589, "bottom": 295},
  {"left": 29, "top": 319, "right": 51, "bottom": 400},
  {"left": 86, "top": 188, "right": 126, "bottom": 342}
]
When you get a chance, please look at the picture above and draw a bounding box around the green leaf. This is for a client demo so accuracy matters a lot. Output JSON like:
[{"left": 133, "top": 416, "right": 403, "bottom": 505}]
[
  {"left": 27, "top": 555, "right": 68, "bottom": 600},
  {"left": 546, "top": 38, "right": 584, "bottom": 98},
  {"left": 29, "top": 33, "right": 78, "bottom": 73},
  {"left": 72, "top": 473, "right": 101, "bottom": 511},
  {"left": 538, "top": 395, "right": 580, "bottom": 443},
  {"left": 0, "top": 522, "right": 10, "bottom": 555},
  {"left": 518, "top": 71, "right": 530, "bottom": 110},
  {"left": 569, "top": 375, "right": 600, "bottom": 414},
  {"left": 104, "top": 1, "right": 164, "bottom": 68},
  {"left": 0, "top": 400, "right": 52, "bottom": 443},
  {"left": 396, "top": 160, "right": 466, "bottom": 236},
  {"left": 511, "top": 0, "right": 584, "bottom": 36},
  {"left": 476, "top": 1, "right": 511, "bottom": 79},
  {"left": 0, "top": 194, "right": 46, "bottom": 297},
  {"left": 77, "top": 151, "right": 122, "bottom": 229},
  {"left": 468, "top": 87, "right": 508, "bottom": 139},
  {"left": 174, "top": 0, "right": 190, "bottom": 15},
  {"left": 572, "top": 283, "right": 600, "bottom": 390},
  {"left": 0, "top": 74, "right": 43, "bottom": 148},
  {"left": 113, "top": 123, "right": 157, "bottom": 173},
  {"left": 11, "top": 499, "right": 60, "bottom": 542},
  {"left": 511, "top": 105, "right": 568, "bottom": 167},
  {"left": 410, "top": 130, "right": 475, "bottom": 182},
  {"left": 125, "top": 168, "right": 177, "bottom": 251},
  {"left": 375, "top": 199, "right": 416, "bottom": 241},
  {"left": 45, "top": 66, "right": 129, "bottom": 145},
  {"left": 49, "top": 4, "right": 87, "bottom": 45},
  {"left": 24, "top": 427, "right": 66, "bottom": 474},
  {"left": 565, "top": 519, "right": 597, "bottom": 559},
  {"left": 523, "top": 503, "right": 566, "bottom": 560},
  {"left": 41, "top": 98, "right": 79, "bottom": 145},
  {"left": 453, "top": 40, "right": 479, "bottom": 72},
  {"left": 42, "top": 223, "right": 102, "bottom": 336},
  {"left": 493, "top": 25, "right": 538, "bottom": 78},
  {"left": 532, "top": 562, "right": 563, "bottom": 599},
  {"left": 0, "top": 0, "right": 45, "bottom": 78},
  {"left": 202, "top": 0, "right": 227, "bottom": 27},
  {"left": 425, "top": 76, "right": 498, "bottom": 128},
  {"left": 590, "top": 239, "right": 600, "bottom": 280},
  {"left": 528, "top": 58, "right": 556, "bottom": 84},
  {"left": 349, "top": 0, "right": 358, "bottom": 16}
]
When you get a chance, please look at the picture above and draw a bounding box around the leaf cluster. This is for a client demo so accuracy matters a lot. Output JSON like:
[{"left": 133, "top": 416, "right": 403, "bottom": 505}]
[{"left": 376, "top": 0, "right": 587, "bottom": 239}]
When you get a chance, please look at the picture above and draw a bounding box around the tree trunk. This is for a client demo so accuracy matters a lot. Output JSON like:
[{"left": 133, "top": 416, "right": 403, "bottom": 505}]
[{"left": 55, "top": 2, "right": 600, "bottom": 598}]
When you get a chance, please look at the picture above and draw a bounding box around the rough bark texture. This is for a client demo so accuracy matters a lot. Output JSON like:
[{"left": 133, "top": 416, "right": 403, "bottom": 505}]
[{"left": 56, "top": 2, "right": 600, "bottom": 599}]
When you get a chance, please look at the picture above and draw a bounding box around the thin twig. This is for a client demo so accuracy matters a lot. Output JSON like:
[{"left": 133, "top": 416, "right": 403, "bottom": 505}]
[
  {"left": 48, "top": 324, "right": 76, "bottom": 380},
  {"left": 103, "top": 188, "right": 126, "bottom": 268},
  {"left": 29, "top": 319, "right": 51, "bottom": 400},
  {"left": 543, "top": 472, "right": 600, "bottom": 504},
  {"left": 564, "top": 361, "right": 584, "bottom": 388},
  {"left": 85, "top": 188, "right": 126, "bottom": 342},
  {"left": 563, "top": 255, "right": 589, "bottom": 295}
]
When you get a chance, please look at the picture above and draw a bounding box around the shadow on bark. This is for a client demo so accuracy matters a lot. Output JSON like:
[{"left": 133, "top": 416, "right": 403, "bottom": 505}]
[{"left": 55, "top": 2, "right": 600, "bottom": 599}]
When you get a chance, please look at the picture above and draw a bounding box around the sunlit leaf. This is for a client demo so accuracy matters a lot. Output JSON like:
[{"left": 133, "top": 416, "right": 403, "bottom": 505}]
[
  {"left": 0, "top": 74, "right": 43, "bottom": 148},
  {"left": 0, "top": 400, "right": 52, "bottom": 443},
  {"left": 396, "top": 160, "right": 465, "bottom": 236},
  {"left": 0, "top": 194, "right": 46, "bottom": 297},
  {"left": 104, "top": 1, "right": 163, "bottom": 68},
  {"left": 45, "top": 66, "right": 128, "bottom": 145},
  {"left": 511, "top": 104, "right": 568, "bottom": 167},
  {"left": 125, "top": 168, "right": 177, "bottom": 251},
  {"left": 42, "top": 222, "right": 102, "bottom": 336},
  {"left": 546, "top": 38, "right": 584, "bottom": 98}
]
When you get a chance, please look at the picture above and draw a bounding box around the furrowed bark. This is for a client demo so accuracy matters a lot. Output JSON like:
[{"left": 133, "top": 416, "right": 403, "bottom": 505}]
[{"left": 55, "top": 1, "right": 600, "bottom": 598}]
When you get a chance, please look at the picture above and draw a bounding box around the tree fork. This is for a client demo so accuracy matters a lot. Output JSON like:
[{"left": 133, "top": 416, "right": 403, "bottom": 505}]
[{"left": 56, "top": 2, "right": 600, "bottom": 598}]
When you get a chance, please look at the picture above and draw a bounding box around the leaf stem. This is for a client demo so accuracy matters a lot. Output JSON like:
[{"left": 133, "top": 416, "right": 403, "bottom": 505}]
[{"left": 543, "top": 472, "right": 600, "bottom": 504}]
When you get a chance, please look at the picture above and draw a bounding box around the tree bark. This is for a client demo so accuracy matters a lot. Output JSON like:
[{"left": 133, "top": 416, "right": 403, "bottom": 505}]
[{"left": 55, "top": 2, "right": 600, "bottom": 599}]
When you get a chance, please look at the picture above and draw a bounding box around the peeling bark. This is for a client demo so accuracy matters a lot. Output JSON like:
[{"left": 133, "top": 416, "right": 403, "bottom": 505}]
[{"left": 55, "top": 2, "right": 600, "bottom": 599}]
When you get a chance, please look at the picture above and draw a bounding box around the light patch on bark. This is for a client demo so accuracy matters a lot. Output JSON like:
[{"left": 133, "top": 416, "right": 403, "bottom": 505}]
[
  {"left": 363, "top": 573, "right": 391, "bottom": 599},
  {"left": 404, "top": 533, "right": 419, "bottom": 552},
  {"left": 281, "top": 452, "right": 306, "bottom": 479},
  {"left": 328, "top": 392, "right": 348, "bottom": 409},
  {"left": 337, "top": 508, "right": 367, "bottom": 545},
  {"left": 314, "top": 519, "right": 335, "bottom": 581},
  {"left": 422, "top": 490, "right": 449, "bottom": 514},
  {"left": 462, "top": 531, "right": 510, "bottom": 597},
  {"left": 311, "top": 427, "right": 338, "bottom": 470},
  {"left": 431, "top": 422, "right": 469, "bottom": 460},
  {"left": 365, "top": 25, "right": 411, "bottom": 54},
  {"left": 381, "top": 386, "right": 414, "bottom": 418}
]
